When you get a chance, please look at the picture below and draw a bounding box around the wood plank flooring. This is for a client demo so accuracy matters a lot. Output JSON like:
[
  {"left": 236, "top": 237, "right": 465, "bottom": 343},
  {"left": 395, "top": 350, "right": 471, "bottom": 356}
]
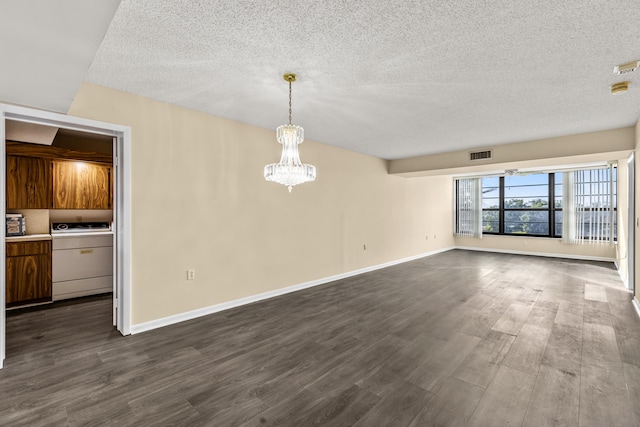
[{"left": 1, "top": 249, "right": 640, "bottom": 426}]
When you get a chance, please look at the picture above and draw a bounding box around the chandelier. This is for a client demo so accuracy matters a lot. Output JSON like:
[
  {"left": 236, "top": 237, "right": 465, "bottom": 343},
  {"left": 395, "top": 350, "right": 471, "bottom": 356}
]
[{"left": 264, "top": 73, "right": 316, "bottom": 192}]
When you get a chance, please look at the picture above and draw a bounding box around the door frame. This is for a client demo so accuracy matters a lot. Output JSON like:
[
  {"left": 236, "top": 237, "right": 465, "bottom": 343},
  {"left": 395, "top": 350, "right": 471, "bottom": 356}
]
[
  {"left": 0, "top": 103, "right": 131, "bottom": 369},
  {"left": 628, "top": 153, "right": 635, "bottom": 294}
]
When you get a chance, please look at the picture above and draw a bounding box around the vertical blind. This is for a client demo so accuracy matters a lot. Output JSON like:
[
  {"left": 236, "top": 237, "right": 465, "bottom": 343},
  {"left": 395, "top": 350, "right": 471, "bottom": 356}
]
[
  {"left": 455, "top": 178, "right": 482, "bottom": 238},
  {"left": 562, "top": 164, "right": 615, "bottom": 245}
]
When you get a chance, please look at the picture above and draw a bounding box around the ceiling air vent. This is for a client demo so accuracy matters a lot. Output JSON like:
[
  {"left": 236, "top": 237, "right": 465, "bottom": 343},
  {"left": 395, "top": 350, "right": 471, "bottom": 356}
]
[{"left": 469, "top": 149, "right": 492, "bottom": 161}]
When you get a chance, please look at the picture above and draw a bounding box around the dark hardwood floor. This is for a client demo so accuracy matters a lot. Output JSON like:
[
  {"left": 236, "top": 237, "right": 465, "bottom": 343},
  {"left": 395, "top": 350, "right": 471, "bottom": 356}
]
[{"left": 1, "top": 249, "right": 640, "bottom": 426}]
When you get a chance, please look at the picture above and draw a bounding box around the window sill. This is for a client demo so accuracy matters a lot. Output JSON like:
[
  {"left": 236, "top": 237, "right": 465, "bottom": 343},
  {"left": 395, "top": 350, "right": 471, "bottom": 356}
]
[{"left": 480, "top": 233, "right": 618, "bottom": 244}]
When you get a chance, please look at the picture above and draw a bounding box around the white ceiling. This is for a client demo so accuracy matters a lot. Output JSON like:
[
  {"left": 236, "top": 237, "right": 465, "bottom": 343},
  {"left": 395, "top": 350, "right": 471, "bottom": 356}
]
[
  {"left": 0, "top": 0, "right": 120, "bottom": 113},
  {"left": 4, "top": 1, "right": 640, "bottom": 160}
]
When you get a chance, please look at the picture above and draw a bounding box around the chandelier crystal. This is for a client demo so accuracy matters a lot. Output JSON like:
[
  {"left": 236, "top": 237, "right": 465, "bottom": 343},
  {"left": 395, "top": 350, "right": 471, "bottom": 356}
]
[{"left": 264, "top": 73, "right": 316, "bottom": 192}]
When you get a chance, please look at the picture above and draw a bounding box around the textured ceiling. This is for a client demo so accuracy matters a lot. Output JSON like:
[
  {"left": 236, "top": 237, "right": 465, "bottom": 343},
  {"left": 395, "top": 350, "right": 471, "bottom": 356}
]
[
  {"left": 0, "top": 0, "right": 120, "bottom": 113},
  {"left": 44, "top": 2, "right": 640, "bottom": 159}
]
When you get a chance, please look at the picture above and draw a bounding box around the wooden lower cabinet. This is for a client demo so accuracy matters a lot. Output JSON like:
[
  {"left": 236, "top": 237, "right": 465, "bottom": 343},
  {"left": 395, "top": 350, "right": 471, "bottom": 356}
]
[{"left": 6, "top": 241, "right": 52, "bottom": 307}]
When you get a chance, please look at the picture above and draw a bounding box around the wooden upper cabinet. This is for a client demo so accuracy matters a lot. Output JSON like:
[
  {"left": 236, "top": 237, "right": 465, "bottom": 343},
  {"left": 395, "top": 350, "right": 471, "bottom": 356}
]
[
  {"left": 6, "top": 156, "right": 52, "bottom": 209},
  {"left": 53, "top": 161, "right": 112, "bottom": 209}
]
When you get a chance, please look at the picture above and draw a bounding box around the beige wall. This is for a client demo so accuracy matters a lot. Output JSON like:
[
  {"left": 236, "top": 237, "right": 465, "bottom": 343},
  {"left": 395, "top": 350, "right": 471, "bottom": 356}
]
[
  {"left": 390, "top": 127, "right": 635, "bottom": 177},
  {"left": 66, "top": 82, "right": 636, "bottom": 325},
  {"left": 68, "top": 83, "right": 454, "bottom": 325},
  {"left": 455, "top": 158, "right": 628, "bottom": 268},
  {"left": 440, "top": 139, "right": 635, "bottom": 268},
  {"left": 457, "top": 163, "right": 629, "bottom": 270},
  {"left": 389, "top": 123, "right": 637, "bottom": 272},
  {"left": 388, "top": 126, "right": 632, "bottom": 270},
  {"left": 456, "top": 235, "right": 616, "bottom": 259}
]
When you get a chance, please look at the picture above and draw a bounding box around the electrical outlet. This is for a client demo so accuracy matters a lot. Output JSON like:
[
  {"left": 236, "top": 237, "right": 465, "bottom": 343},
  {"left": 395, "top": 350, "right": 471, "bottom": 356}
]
[{"left": 187, "top": 269, "right": 195, "bottom": 280}]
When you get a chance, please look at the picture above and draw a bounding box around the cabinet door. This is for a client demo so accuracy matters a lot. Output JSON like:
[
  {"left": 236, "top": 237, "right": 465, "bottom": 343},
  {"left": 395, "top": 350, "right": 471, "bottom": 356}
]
[
  {"left": 6, "top": 156, "right": 52, "bottom": 209},
  {"left": 6, "top": 252, "right": 52, "bottom": 306},
  {"left": 53, "top": 161, "right": 111, "bottom": 209}
]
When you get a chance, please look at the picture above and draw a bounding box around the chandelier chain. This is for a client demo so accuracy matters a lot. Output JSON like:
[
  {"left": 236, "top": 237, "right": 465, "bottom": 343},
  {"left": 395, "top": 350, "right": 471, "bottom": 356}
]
[{"left": 288, "top": 80, "right": 292, "bottom": 125}]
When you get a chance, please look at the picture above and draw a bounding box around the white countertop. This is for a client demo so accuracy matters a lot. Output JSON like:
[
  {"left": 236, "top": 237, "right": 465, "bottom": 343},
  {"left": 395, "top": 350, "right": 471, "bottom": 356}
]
[{"left": 6, "top": 233, "right": 52, "bottom": 242}]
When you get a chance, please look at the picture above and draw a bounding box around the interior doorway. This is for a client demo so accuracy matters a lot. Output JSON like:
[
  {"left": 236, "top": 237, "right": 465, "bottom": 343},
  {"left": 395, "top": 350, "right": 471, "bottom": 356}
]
[
  {"left": 629, "top": 153, "right": 635, "bottom": 295},
  {"left": 0, "top": 103, "right": 131, "bottom": 369}
]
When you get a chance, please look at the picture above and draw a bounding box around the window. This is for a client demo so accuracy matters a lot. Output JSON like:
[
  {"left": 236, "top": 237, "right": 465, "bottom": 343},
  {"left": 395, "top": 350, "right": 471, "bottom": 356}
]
[
  {"left": 481, "top": 173, "right": 559, "bottom": 237},
  {"left": 481, "top": 177, "right": 499, "bottom": 233},
  {"left": 466, "top": 167, "right": 617, "bottom": 240},
  {"left": 455, "top": 178, "right": 482, "bottom": 238},
  {"left": 562, "top": 167, "right": 617, "bottom": 243},
  {"left": 554, "top": 173, "right": 563, "bottom": 236}
]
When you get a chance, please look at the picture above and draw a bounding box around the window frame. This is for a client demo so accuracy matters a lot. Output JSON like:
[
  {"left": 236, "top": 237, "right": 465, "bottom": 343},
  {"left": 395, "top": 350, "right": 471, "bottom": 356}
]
[
  {"left": 479, "top": 171, "right": 617, "bottom": 240},
  {"left": 482, "top": 174, "right": 561, "bottom": 238}
]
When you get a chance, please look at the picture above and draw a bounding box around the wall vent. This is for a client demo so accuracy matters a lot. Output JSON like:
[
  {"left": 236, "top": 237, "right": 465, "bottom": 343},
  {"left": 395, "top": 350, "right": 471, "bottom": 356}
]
[{"left": 469, "top": 149, "right": 493, "bottom": 161}]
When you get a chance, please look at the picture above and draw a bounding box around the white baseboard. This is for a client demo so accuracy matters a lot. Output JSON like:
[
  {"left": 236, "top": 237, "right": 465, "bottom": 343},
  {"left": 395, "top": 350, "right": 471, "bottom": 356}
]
[
  {"left": 130, "top": 246, "right": 455, "bottom": 334},
  {"left": 633, "top": 298, "right": 640, "bottom": 320},
  {"left": 455, "top": 246, "right": 616, "bottom": 263},
  {"left": 613, "top": 261, "right": 630, "bottom": 289}
]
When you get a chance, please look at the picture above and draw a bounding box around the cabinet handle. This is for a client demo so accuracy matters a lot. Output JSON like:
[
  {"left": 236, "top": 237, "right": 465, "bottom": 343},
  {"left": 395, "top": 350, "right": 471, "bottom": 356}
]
[{"left": 80, "top": 249, "right": 94, "bottom": 254}]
